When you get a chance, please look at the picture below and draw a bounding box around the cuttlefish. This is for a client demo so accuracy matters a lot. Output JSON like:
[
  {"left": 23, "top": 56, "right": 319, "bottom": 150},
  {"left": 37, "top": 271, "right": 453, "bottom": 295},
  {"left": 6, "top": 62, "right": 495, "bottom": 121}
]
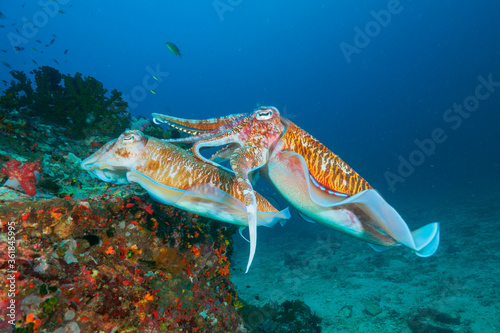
[
  {"left": 81, "top": 131, "right": 289, "bottom": 262},
  {"left": 152, "top": 107, "right": 440, "bottom": 259},
  {"left": 153, "top": 108, "right": 284, "bottom": 272}
]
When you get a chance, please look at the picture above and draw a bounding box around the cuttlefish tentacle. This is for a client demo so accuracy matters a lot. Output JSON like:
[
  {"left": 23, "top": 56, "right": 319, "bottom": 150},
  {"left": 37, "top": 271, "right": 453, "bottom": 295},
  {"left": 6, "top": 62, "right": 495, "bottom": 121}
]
[
  {"left": 229, "top": 144, "right": 269, "bottom": 272},
  {"left": 199, "top": 108, "right": 284, "bottom": 272}
]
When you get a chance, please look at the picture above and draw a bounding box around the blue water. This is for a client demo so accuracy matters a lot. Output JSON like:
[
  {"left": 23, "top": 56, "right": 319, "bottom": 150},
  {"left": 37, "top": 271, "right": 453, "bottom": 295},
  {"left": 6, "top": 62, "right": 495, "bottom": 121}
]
[{"left": 1, "top": 0, "right": 499, "bottom": 202}]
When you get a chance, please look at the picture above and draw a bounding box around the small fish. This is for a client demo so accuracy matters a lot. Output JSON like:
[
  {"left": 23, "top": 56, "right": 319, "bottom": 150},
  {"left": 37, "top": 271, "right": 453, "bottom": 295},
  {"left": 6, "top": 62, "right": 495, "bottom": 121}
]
[
  {"left": 165, "top": 42, "right": 182, "bottom": 58},
  {"left": 2, "top": 80, "right": 7, "bottom": 85},
  {"left": 64, "top": 49, "right": 68, "bottom": 54},
  {"left": 58, "top": 10, "right": 64, "bottom": 14},
  {"left": 0, "top": 49, "right": 6, "bottom": 53},
  {"left": 32, "top": 59, "right": 38, "bottom": 65},
  {"left": 53, "top": 58, "right": 59, "bottom": 64},
  {"left": 150, "top": 89, "right": 157, "bottom": 95},
  {"left": 1, "top": 61, "right": 12, "bottom": 69},
  {"left": 31, "top": 47, "right": 37, "bottom": 51},
  {"left": 14, "top": 46, "right": 24, "bottom": 51},
  {"left": 50, "top": 38, "right": 55, "bottom": 45},
  {"left": 152, "top": 75, "right": 160, "bottom": 81},
  {"left": 0, "top": 25, "right": 5, "bottom": 28},
  {"left": 35, "top": 40, "right": 42, "bottom": 43},
  {"left": 0, "top": 12, "right": 6, "bottom": 20}
]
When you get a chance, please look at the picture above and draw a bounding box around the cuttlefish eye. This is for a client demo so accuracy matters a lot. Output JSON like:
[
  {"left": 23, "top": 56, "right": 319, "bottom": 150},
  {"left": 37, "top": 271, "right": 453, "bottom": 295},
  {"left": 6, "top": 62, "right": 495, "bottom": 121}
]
[
  {"left": 123, "top": 134, "right": 135, "bottom": 141},
  {"left": 120, "top": 130, "right": 144, "bottom": 143},
  {"left": 256, "top": 109, "right": 273, "bottom": 120}
]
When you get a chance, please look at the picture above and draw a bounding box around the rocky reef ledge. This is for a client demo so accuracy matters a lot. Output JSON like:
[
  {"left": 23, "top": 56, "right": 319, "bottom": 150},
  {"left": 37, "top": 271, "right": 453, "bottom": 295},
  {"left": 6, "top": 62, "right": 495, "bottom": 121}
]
[{"left": 0, "top": 106, "right": 247, "bottom": 332}]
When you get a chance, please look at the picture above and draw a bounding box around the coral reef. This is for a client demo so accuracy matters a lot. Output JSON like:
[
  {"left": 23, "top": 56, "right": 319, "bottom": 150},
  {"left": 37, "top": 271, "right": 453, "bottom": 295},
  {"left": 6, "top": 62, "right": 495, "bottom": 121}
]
[
  {"left": 0, "top": 107, "right": 247, "bottom": 332},
  {"left": 1, "top": 159, "right": 42, "bottom": 196},
  {"left": 407, "top": 307, "right": 462, "bottom": 333},
  {"left": 240, "top": 299, "right": 322, "bottom": 333},
  {"left": 0, "top": 190, "right": 247, "bottom": 332},
  {"left": 0, "top": 66, "right": 130, "bottom": 139}
]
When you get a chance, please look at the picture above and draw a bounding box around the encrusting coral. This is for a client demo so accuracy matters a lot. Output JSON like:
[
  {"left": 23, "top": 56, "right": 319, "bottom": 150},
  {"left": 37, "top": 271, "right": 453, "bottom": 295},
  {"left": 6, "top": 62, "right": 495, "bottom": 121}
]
[
  {"left": 1, "top": 159, "right": 42, "bottom": 196},
  {"left": 0, "top": 106, "right": 249, "bottom": 332}
]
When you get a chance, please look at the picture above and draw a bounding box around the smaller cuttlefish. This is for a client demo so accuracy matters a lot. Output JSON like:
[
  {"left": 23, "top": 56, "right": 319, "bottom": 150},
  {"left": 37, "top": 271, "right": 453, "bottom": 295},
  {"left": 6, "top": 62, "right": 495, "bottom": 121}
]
[{"left": 81, "top": 130, "right": 289, "bottom": 269}]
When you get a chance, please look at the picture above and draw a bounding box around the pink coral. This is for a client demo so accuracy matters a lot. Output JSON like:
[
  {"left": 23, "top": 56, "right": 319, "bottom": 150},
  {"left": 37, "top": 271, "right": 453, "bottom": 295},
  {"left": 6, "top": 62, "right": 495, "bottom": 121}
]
[{"left": 1, "top": 159, "right": 42, "bottom": 196}]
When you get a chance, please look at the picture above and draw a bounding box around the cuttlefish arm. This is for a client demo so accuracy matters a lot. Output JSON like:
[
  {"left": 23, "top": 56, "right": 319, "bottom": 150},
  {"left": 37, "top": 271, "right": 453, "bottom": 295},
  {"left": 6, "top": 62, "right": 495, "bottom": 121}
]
[
  {"left": 81, "top": 130, "right": 290, "bottom": 271},
  {"left": 152, "top": 112, "right": 248, "bottom": 140},
  {"left": 153, "top": 112, "right": 248, "bottom": 132}
]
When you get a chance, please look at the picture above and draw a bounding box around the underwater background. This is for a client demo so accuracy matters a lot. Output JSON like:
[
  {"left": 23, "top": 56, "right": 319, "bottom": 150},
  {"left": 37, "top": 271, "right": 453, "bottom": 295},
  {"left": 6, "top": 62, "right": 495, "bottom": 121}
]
[{"left": 1, "top": 1, "right": 499, "bottom": 332}]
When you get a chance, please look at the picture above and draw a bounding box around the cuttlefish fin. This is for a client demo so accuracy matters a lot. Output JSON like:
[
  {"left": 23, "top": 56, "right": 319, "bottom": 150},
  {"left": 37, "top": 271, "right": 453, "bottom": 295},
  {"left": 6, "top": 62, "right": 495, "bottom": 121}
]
[
  {"left": 128, "top": 169, "right": 186, "bottom": 205},
  {"left": 410, "top": 222, "right": 440, "bottom": 257},
  {"left": 279, "top": 150, "right": 440, "bottom": 256},
  {"left": 129, "top": 168, "right": 247, "bottom": 220},
  {"left": 368, "top": 223, "right": 440, "bottom": 257},
  {"left": 239, "top": 207, "right": 291, "bottom": 243},
  {"left": 298, "top": 211, "right": 316, "bottom": 223}
]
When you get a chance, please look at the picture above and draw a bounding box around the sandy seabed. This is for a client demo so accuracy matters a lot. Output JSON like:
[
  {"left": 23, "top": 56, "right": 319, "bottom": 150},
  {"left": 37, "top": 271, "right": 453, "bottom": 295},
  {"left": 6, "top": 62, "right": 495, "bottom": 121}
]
[{"left": 231, "top": 190, "right": 500, "bottom": 332}]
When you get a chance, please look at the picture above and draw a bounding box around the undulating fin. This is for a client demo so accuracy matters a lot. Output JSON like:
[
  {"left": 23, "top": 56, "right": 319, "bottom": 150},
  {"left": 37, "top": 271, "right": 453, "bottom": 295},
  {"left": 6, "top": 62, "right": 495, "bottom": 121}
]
[
  {"left": 298, "top": 211, "right": 316, "bottom": 223},
  {"left": 239, "top": 206, "right": 290, "bottom": 243},
  {"left": 368, "top": 223, "right": 440, "bottom": 256},
  {"left": 411, "top": 223, "right": 440, "bottom": 257}
]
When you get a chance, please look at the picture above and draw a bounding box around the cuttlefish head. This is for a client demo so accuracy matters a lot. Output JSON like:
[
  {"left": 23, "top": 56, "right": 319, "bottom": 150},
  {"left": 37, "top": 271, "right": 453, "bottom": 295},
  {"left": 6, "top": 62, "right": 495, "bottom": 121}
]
[{"left": 81, "top": 130, "right": 147, "bottom": 184}]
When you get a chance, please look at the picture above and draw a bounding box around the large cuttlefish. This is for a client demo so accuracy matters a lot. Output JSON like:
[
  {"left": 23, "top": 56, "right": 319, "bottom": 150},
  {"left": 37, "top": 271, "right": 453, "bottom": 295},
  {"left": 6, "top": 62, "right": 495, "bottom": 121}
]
[
  {"left": 152, "top": 107, "right": 440, "bottom": 265},
  {"left": 81, "top": 130, "right": 289, "bottom": 251}
]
